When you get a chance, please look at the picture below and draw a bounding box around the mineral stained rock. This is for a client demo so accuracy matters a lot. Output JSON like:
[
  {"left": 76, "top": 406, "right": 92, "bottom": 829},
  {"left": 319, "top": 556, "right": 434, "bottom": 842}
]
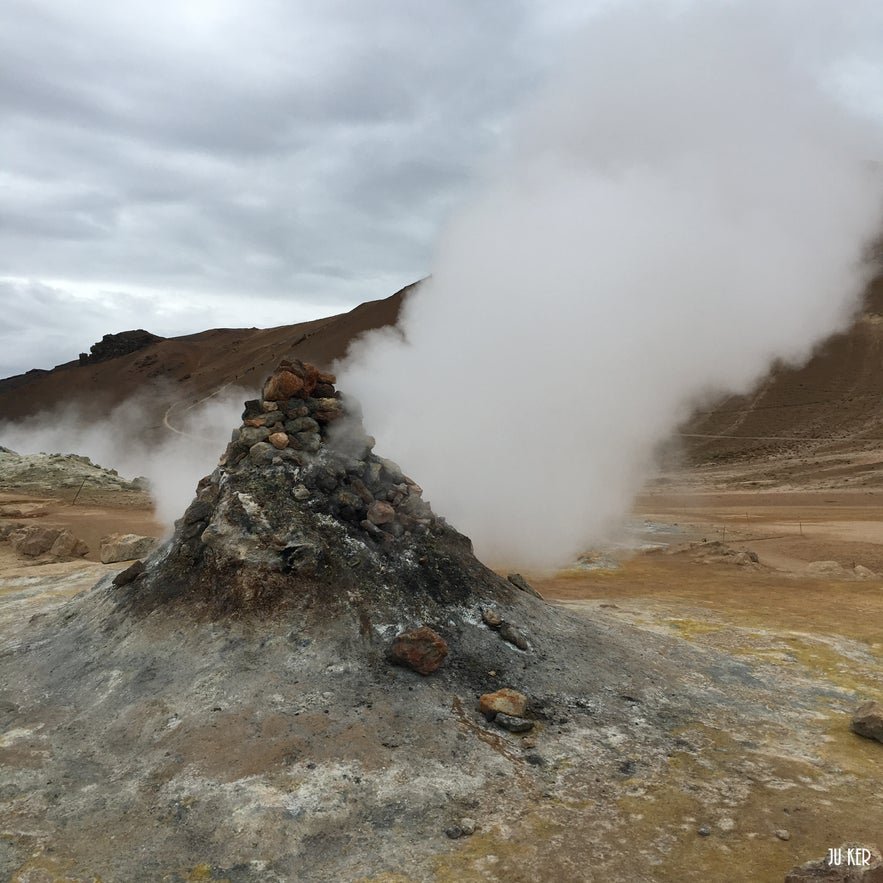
[
  {"left": 388, "top": 626, "right": 449, "bottom": 674},
  {"left": 479, "top": 688, "right": 529, "bottom": 718}
]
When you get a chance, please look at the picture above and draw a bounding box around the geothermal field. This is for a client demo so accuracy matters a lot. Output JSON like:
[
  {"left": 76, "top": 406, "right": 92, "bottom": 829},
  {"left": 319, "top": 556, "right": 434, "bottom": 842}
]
[
  {"left": 2, "top": 272, "right": 883, "bottom": 882},
  {"left": 3, "top": 2, "right": 883, "bottom": 882}
]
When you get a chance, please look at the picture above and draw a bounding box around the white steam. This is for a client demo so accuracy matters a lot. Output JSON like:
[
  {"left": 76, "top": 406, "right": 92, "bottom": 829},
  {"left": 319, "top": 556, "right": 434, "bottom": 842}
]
[
  {"left": 0, "top": 387, "right": 245, "bottom": 526},
  {"left": 340, "top": 0, "right": 883, "bottom": 570}
]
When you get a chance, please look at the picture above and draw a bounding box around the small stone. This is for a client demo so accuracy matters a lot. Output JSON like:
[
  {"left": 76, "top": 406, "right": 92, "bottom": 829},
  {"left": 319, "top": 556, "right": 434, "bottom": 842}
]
[
  {"left": 263, "top": 370, "right": 305, "bottom": 402},
  {"left": 775, "top": 829, "right": 791, "bottom": 841},
  {"left": 499, "top": 621, "right": 529, "bottom": 651},
  {"left": 445, "top": 826, "right": 464, "bottom": 840},
  {"left": 238, "top": 425, "right": 271, "bottom": 446},
  {"left": 482, "top": 608, "right": 502, "bottom": 629},
  {"left": 243, "top": 417, "right": 267, "bottom": 427},
  {"left": 851, "top": 700, "right": 883, "bottom": 743},
  {"left": 459, "top": 818, "right": 476, "bottom": 836},
  {"left": 479, "top": 688, "right": 528, "bottom": 718},
  {"left": 113, "top": 559, "right": 146, "bottom": 587},
  {"left": 293, "top": 485, "right": 311, "bottom": 501},
  {"left": 697, "top": 826, "right": 711, "bottom": 837},
  {"left": 367, "top": 500, "right": 395, "bottom": 525},
  {"left": 261, "top": 401, "right": 279, "bottom": 411},
  {"left": 388, "top": 626, "right": 449, "bottom": 675},
  {"left": 284, "top": 416, "right": 320, "bottom": 434},
  {"left": 248, "top": 441, "right": 277, "bottom": 466},
  {"left": 494, "top": 713, "right": 534, "bottom": 733},
  {"left": 507, "top": 573, "right": 544, "bottom": 600},
  {"left": 268, "top": 432, "right": 289, "bottom": 450}
]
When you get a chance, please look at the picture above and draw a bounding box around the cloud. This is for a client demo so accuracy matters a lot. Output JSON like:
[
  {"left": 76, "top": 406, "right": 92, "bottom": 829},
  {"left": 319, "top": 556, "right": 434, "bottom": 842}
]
[
  {"left": 340, "top": 0, "right": 883, "bottom": 571},
  {"left": 0, "top": 1, "right": 602, "bottom": 377}
]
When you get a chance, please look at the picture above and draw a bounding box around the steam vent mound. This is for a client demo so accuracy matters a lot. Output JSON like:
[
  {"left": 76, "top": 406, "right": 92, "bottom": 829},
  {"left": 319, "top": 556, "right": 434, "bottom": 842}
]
[
  {"left": 0, "top": 361, "right": 802, "bottom": 882},
  {"left": 127, "top": 360, "right": 512, "bottom": 622}
]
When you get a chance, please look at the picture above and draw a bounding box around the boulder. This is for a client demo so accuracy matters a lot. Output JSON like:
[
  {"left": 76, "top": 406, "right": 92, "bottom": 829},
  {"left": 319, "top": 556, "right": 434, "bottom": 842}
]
[
  {"left": 851, "top": 701, "right": 883, "bottom": 743},
  {"left": 807, "top": 560, "right": 849, "bottom": 579},
  {"left": 854, "top": 565, "right": 876, "bottom": 580},
  {"left": 49, "top": 530, "right": 89, "bottom": 559},
  {"left": 479, "top": 688, "right": 528, "bottom": 719},
  {"left": 11, "top": 525, "right": 62, "bottom": 557},
  {"left": 100, "top": 534, "right": 158, "bottom": 564},
  {"left": 388, "top": 626, "right": 448, "bottom": 675}
]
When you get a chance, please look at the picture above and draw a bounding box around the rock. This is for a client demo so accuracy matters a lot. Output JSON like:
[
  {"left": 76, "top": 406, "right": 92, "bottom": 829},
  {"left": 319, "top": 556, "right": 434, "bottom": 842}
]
[
  {"left": 261, "top": 401, "right": 279, "bottom": 411},
  {"left": 479, "top": 688, "right": 528, "bottom": 719},
  {"left": 248, "top": 442, "right": 277, "bottom": 466},
  {"left": 482, "top": 608, "right": 502, "bottom": 629},
  {"left": 388, "top": 626, "right": 448, "bottom": 675},
  {"left": 460, "top": 818, "right": 477, "bottom": 836},
  {"left": 317, "top": 369, "right": 336, "bottom": 384},
  {"left": 113, "top": 559, "right": 146, "bottom": 587},
  {"left": 293, "top": 484, "right": 311, "bottom": 501},
  {"left": 851, "top": 701, "right": 883, "bottom": 743},
  {"left": 854, "top": 565, "right": 876, "bottom": 580},
  {"left": 494, "top": 713, "right": 534, "bottom": 733},
  {"left": 367, "top": 500, "right": 395, "bottom": 525},
  {"left": 83, "top": 329, "right": 163, "bottom": 363},
  {"left": 500, "top": 621, "right": 529, "bottom": 651},
  {"left": 49, "top": 530, "right": 89, "bottom": 559},
  {"left": 11, "top": 525, "right": 62, "bottom": 557},
  {"left": 507, "top": 573, "right": 544, "bottom": 600},
  {"left": 697, "top": 826, "right": 711, "bottom": 837},
  {"left": 263, "top": 370, "right": 305, "bottom": 402},
  {"left": 775, "top": 829, "right": 791, "bottom": 841},
  {"left": 239, "top": 426, "right": 271, "bottom": 447},
  {"left": 268, "top": 432, "right": 289, "bottom": 450},
  {"left": 284, "top": 416, "right": 320, "bottom": 434},
  {"left": 99, "top": 534, "right": 157, "bottom": 564},
  {"left": 785, "top": 844, "right": 883, "bottom": 882},
  {"left": 313, "top": 382, "right": 336, "bottom": 398},
  {"left": 807, "top": 560, "right": 849, "bottom": 579},
  {"left": 295, "top": 432, "right": 321, "bottom": 453}
]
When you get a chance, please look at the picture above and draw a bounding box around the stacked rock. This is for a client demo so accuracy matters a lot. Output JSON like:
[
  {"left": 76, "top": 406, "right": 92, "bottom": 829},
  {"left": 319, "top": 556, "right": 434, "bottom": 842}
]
[{"left": 218, "top": 359, "right": 435, "bottom": 543}]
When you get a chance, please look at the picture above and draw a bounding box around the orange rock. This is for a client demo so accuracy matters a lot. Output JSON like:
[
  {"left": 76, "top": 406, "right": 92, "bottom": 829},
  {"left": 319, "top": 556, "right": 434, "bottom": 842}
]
[
  {"left": 263, "top": 370, "right": 304, "bottom": 401},
  {"left": 302, "top": 362, "right": 319, "bottom": 396},
  {"left": 389, "top": 626, "right": 448, "bottom": 675},
  {"left": 268, "top": 432, "right": 289, "bottom": 450},
  {"left": 317, "top": 369, "right": 336, "bottom": 385},
  {"left": 243, "top": 417, "right": 267, "bottom": 427},
  {"left": 479, "top": 688, "right": 528, "bottom": 718}
]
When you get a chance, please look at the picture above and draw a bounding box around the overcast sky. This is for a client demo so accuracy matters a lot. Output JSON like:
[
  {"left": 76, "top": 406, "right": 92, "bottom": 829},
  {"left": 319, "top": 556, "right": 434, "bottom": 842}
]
[{"left": 0, "top": 0, "right": 604, "bottom": 378}]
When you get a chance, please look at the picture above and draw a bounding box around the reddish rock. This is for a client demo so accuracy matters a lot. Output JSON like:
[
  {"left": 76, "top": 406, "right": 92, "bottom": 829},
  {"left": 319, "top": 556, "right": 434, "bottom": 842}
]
[
  {"left": 302, "top": 362, "right": 319, "bottom": 396},
  {"left": 389, "top": 626, "right": 448, "bottom": 675},
  {"left": 367, "top": 500, "right": 395, "bottom": 525},
  {"left": 852, "top": 701, "right": 883, "bottom": 743},
  {"left": 317, "top": 370, "right": 336, "bottom": 384},
  {"left": 482, "top": 608, "right": 503, "bottom": 629},
  {"left": 479, "top": 688, "right": 528, "bottom": 718},
  {"left": 268, "top": 432, "right": 289, "bottom": 450},
  {"left": 243, "top": 417, "right": 267, "bottom": 427},
  {"left": 263, "top": 370, "right": 304, "bottom": 402}
]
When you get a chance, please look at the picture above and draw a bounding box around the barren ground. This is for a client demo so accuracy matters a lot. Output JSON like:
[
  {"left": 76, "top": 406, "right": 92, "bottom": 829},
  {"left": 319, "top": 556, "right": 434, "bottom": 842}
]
[{"left": 2, "top": 468, "right": 882, "bottom": 881}]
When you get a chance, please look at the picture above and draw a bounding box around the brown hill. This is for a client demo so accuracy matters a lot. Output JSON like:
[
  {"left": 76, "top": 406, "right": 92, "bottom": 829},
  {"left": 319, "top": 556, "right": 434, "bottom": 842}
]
[
  {"left": 0, "top": 281, "right": 417, "bottom": 423},
  {"left": 2, "top": 272, "right": 883, "bottom": 489}
]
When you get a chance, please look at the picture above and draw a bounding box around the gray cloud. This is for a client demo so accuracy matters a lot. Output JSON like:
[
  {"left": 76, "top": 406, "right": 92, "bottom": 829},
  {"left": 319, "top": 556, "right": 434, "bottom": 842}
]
[{"left": 0, "top": 1, "right": 595, "bottom": 377}]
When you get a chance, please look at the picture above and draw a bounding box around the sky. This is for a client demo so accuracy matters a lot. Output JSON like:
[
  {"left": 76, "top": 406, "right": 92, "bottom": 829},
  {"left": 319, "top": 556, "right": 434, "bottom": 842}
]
[{"left": 0, "top": 0, "right": 603, "bottom": 379}]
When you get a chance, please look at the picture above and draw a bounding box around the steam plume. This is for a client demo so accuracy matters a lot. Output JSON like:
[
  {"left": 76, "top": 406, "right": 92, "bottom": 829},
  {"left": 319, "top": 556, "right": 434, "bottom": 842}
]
[{"left": 340, "top": 0, "right": 883, "bottom": 569}]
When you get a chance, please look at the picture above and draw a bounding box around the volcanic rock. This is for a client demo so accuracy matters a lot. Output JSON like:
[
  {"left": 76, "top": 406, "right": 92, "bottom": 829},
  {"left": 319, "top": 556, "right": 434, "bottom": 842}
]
[
  {"left": 388, "top": 626, "right": 449, "bottom": 675},
  {"left": 49, "top": 530, "right": 89, "bottom": 559},
  {"left": 81, "top": 329, "right": 163, "bottom": 364},
  {"left": 851, "top": 701, "right": 883, "bottom": 743},
  {"left": 262, "top": 370, "right": 305, "bottom": 401},
  {"left": 367, "top": 500, "right": 395, "bottom": 525},
  {"left": 113, "top": 559, "right": 146, "bottom": 587},
  {"left": 99, "top": 533, "right": 157, "bottom": 564},
  {"left": 10, "top": 525, "right": 62, "bottom": 556},
  {"left": 508, "top": 572, "right": 544, "bottom": 600},
  {"left": 482, "top": 607, "right": 503, "bottom": 629},
  {"left": 268, "top": 431, "right": 289, "bottom": 450},
  {"left": 500, "top": 621, "right": 530, "bottom": 651},
  {"left": 479, "top": 688, "right": 529, "bottom": 719},
  {"left": 494, "top": 712, "right": 534, "bottom": 733}
]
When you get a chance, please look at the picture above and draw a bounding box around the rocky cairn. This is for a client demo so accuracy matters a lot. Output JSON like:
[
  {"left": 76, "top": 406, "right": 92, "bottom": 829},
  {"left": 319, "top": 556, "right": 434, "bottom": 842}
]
[{"left": 120, "top": 359, "right": 528, "bottom": 677}]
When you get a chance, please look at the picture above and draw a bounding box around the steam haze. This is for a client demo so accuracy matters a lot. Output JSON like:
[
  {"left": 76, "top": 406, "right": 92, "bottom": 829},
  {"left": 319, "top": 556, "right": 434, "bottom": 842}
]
[{"left": 341, "top": 0, "right": 883, "bottom": 569}]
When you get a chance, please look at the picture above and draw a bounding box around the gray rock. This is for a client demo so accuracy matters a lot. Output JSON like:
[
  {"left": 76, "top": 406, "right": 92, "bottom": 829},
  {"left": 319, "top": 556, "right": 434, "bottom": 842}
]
[
  {"left": 852, "top": 701, "right": 883, "bottom": 743},
  {"left": 507, "top": 573, "right": 544, "bottom": 600},
  {"left": 500, "top": 621, "right": 530, "bottom": 651},
  {"left": 284, "top": 416, "right": 320, "bottom": 434},
  {"left": 239, "top": 426, "right": 271, "bottom": 447},
  {"left": 248, "top": 442, "right": 277, "bottom": 466},
  {"left": 494, "top": 713, "right": 534, "bottom": 733}
]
